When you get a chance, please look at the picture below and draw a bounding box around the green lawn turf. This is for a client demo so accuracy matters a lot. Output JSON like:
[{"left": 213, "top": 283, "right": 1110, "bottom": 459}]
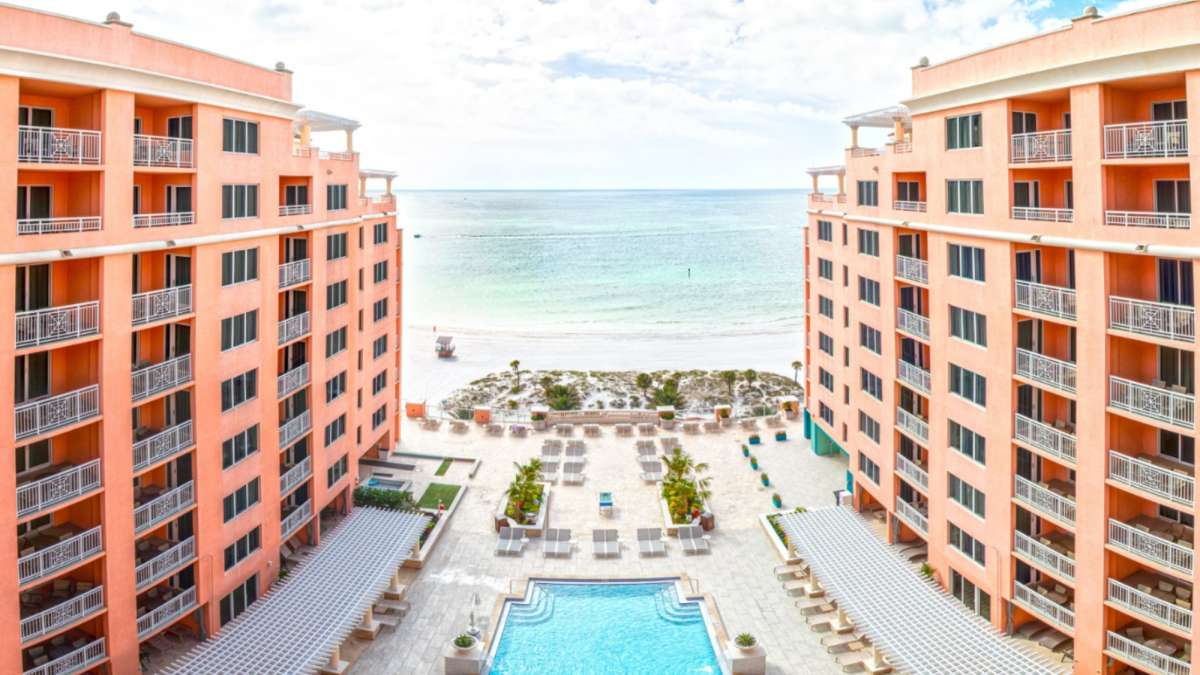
[
  {"left": 417, "top": 483, "right": 461, "bottom": 509},
  {"left": 434, "top": 459, "right": 452, "bottom": 476}
]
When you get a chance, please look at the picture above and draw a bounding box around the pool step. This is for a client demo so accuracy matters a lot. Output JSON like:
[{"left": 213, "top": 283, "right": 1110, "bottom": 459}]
[
  {"left": 654, "top": 588, "right": 704, "bottom": 625},
  {"left": 505, "top": 584, "right": 557, "bottom": 627}
]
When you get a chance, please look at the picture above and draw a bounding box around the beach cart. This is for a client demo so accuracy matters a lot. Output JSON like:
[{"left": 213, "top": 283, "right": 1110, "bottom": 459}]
[
  {"left": 599, "top": 491, "right": 614, "bottom": 516},
  {"left": 436, "top": 335, "right": 455, "bottom": 358}
]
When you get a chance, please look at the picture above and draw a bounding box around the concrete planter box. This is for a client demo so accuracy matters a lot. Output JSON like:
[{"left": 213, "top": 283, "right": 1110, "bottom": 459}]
[
  {"left": 494, "top": 485, "right": 550, "bottom": 537},
  {"left": 758, "top": 511, "right": 802, "bottom": 565},
  {"left": 405, "top": 484, "right": 467, "bottom": 569},
  {"left": 660, "top": 418, "right": 676, "bottom": 430},
  {"left": 726, "top": 641, "right": 767, "bottom": 675},
  {"left": 659, "top": 486, "right": 710, "bottom": 536},
  {"left": 658, "top": 406, "right": 676, "bottom": 429}
]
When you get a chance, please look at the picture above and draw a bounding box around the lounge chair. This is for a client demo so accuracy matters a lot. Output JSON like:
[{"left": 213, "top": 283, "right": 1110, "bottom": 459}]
[
  {"left": 562, "top": 462, "right": 585, "bottom": 484},
  {"left": 659, "top": 437, "right": 679, "bottom": 448},
  {"left": 584, "top": 424, "right": 601, "bottom": 437},
  {"left": 556, "top": 423, "right": 574, "bottom": 437},
  {"left": 638, "top": 423, "right": 656, "bottom": 436},
  {"left": 638, "top": 528, "right": 665, "bottom": 556},
  {"left": 682, "top": 422, "right": 700, "bottom": 434},
  {"left": 637, "top": 446, "right": 658, "bottom": 461},
  {"left": 543, "top": 528, "right": 572, "bottom": 557},
  {"left": 494, "top": 527, "right": 526, "bottom": 556},
  {"left": 641, "top": 461, "right": 664, "bottom": 482},
  {"left": 616, "top": 423, "right": 633, "bottom": 436},
  {"left": 450, "top": 420, "right": 469, "bottom": 433},
  {"left": 677, "top": 525, "right": 710, "bottom": 554},
  {"left": 544, "top": 439, "right": 563, "bottom": 448},
  {"left": 487, "top": 422, "right": 504, "bottom": 436},
  {"left": 510, "top": 424, "right": 528, "bottom": 437},
  {"left": 765, "top": 414, "right": 782, "bottom": 427},
  {"left": 703, "top": 420, "right": 719, "bottom": 433},
  {"left": 565, "top": 445, "right": 585, "bottom": 458},
  {"left": 740, "top": 418, "right": 758, "bottom": 430},
  {"left": 1038, "top": 630, "right": 1072, "bottom": 651},
  {"left": 593, "top": 529, "right": 620, "bottom": 557},
  {"left": 540, "top": 461, "right": 559, "bottom": 483},
  {"left": 783, "top": 578, "right": 811, "bottom": 596},
  {"left": 541, "top": 446, "right": 562, "bottom": 459},
  {"left": 775, "top": 563, "right": 808, "bottom": 580}
]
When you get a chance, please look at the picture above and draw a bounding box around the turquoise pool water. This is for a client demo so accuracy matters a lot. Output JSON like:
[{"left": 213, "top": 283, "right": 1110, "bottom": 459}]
[{"left": 490, "top": 581, "right": 722, "bottom": 675}]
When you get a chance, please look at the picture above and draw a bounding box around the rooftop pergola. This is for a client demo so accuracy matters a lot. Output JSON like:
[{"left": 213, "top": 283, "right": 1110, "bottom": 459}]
[
  {"left": 359, "top": 168, "right": 399, "bottom": 195},
  {"left": 805, "top": 164, "right": 846, "bottom": 195},
  {"left": 776, "top": 507, "right": 1063, "bottom": 675},
  {"left": 293, "top": 109, "right": 361, "bottom": 152},
  {"left": 164, "top": 508, "right": 431, "bottom": 675},
  {"left": 842, "top": 105, "right": 912, "bottom": 148}
]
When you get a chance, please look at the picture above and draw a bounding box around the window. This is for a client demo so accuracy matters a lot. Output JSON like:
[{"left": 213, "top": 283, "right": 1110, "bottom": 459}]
[
  {"left": 327, "top": 184, "right": 348, "bottom": 211},
  {"left": 327, "top": 280, "right": 348, "bottom": 310},
  {"left": 372, "top": 371, "right": 387, "bottom": 395},
  {"left": 858, "top": 411, "right": 881, "bottom": 443},
  {"left": 373, "top": 222, "right": 389, "bottom": 245},
  {"left": 949, "top": 306, "right": 987, "bottom": 347},
  {"left": 373, "top": 298, "right": 388, "bottom": 322},
  {"left": 1152, "top": 100, "right": 1188, "bottom": 122},
  {"left": 948, "top": 244, "right": 986, "bottom": 281},
  {"left": 819, "top": 332, "right": 834, "bottom": 356},
  {"left": 222, "top": 478, "right": 261, "bottom": 523},
  {"left": 947, "top": 180, "right": 984, "bottom": 215},
  {"left": 285, "top": 184, "right": 309, "bottom": 207},
  {"left": 221, "top": 185, "right": 259, "bottom": 220},
  {"left": 949, "top": 420, "right": 986, "bottom": 464},
  {"left": 949, "top": 474, "right": 986, "bottom": 518},
  {"left": 221, "top": 370, "right": 258, "bottom": 412},
  {"left": 1012, "top": 110, "right": 1037, "bottom": 136},
  {"left": 819, "top": 402, "right": 834, "bottom": 426},
  {"left": 373, "top": 404, "right": 387, "bottom": 429},
  {"left": 326, "top": 326, "right": 347, "bottom": 357},
  {"left": 327, "top": 454, "right": 349, "bottom": 487},
  {"left": 819, "top": 368, "right": 834, "bottom": 392},
  {"left": 949, "top": 364, "right": 986, "bottom": 407},
  {"left": 16, "top": 439, "right": 51, "bottom": 476},
  {"left": 858, "top": 452, "right": 880, "bottom": 484},
  {"left": 950, "top": 568, "right": 991, "bottom": 621},
  {"left": 860, "top": 369, "right": 883, "bottom": 401},
  {"left": 324, "top": 414, "right": 346, "bottom": 447},
  {"left": 222, "top": 424, "right": 260, "bottom": 469},
  {"left": 843, "top": 224, "right": 848, "bottom": 245},
  {"left": 818, "top": 220, "right": 833, "bottom": 242},
  {"left": 857, "top": 181, "right": 879, "bottom": 207},
  {"left": 843, "top": 266, "right": 849, "bottom": 287},
  {"left": 819, "top": 296, "right": 834, "bottom": 319},
  {"left": 373, "top": 261, "right": 389, "bottom": 284},
  {"left": 222, "top": 118, "right": 259, "bottom": 154},
  {"left": 326, "top": 371, "right": 347, "bottom": 403},
  {"left": 220, "top": 575, "right": 258, "bottom": 627},
  {"left": 373, "top": 335, "right": 388, "bottom": 359},
  {"left": 1155, "top": 180, "right": 1192, "bottom": 214},
  {"left": 221, "top": 248, "right": 259, "bottom": 286},
  {"left": 220, "top": 310, "right": 259, "bottom": 352},
  {"left": 896, "top": 181, "right": 920, "bottom": 202},
  {"left": 859, "top": 324, "right": 882, "bottom": 355},
  {"left": 949, "top": 523, "right": 986, "bottom": 567},
  {"left": 858, "top": 277, "right": 880, "bottom": 306},
  {"left": 946, "top": 113, "right": 982, "bottom": 150},
  {"left": 818, "top": 259, "right": 834, "bottom": 280},
  {"left": 327, "top": 233, "right": 348, "bottom": 261},
  {"left": 857, "top": 229, "right": 879, "bottom": 257},
  {"left": 224, "top": 527, "right": 261, "bottom": 571}
]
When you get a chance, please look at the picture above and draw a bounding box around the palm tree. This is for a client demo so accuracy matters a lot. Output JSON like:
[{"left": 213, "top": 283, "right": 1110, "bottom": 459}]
[
  {"left": 719, "top": 370, "right": 738, "bottom": 399},
  {"left": 544, "top": 384, "right": 581, "bottom": 411},
  {"left": 743, "top": 369, "right": 759, "bottom": 390},
  {"left": 651, "top": 379, "right": 688, "bottom": 409},
  {"left": 636, "top": 373, "right": 653, "bottom": 399},
  {"left": 539, "top": 375, "right": 555, "bottom": 390},
  {"left": 791, "top": 361, "right": 803, "bottom": 384},
  {"left": 510, "top": 360, "right": 522, "bottom": 390},
  {"left": 661, "top": 447, "right": 709, "bottom": 482}
]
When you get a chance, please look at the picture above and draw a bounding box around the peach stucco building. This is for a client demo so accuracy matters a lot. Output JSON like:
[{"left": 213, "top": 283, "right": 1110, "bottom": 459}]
[
  {"left": 805, "top": 2, "right": 1200, "bottom": 673},
  {"left": 0, "top": 7, "right": 402, "bottom": 675}
]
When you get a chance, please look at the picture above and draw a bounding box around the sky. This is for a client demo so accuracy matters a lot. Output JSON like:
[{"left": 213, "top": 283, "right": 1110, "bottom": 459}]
[{"left": 31, "top": 0, "right": 1173, "bottom": 190}]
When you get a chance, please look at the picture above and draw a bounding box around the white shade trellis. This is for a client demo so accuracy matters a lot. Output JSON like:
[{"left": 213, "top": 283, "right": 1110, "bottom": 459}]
[
  {"left": 293, "top": 109, "right": 361, "bottom": 133},
  {"left": 842, "top": 105, "right": 912, "bottom": 129}
]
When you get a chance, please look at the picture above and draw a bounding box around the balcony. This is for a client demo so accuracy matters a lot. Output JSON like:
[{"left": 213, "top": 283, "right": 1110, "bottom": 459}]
[
  {"left": 897, "top": 308, "right": 930, "bottom": 341},
  {"left": 897, "top": 359, "right": 931, "bottom": 395},
  {"left": 23, "top": 636, "right": 106, "bottom": 675},
  {"left": 893, "top": 201, "right": 926, "bottom": 213},
  {"left": 131, "top": 355, "right": 192, "bottom": 402},
  {"left": 16, "top": 460, "right": 102, "bottom": 519},
  {"left": 17, "top": 525, "right": 103, "bottom": 586},
  {"left": 359, "top": 195, "right": 395, "bottom": 206},
  {"left": 1015, "top": 281, "right": 1076, "bottom": 321},
  {"left": 1110, "top": 297, "right": 1195, "bottom": 343},
  {"left": 1106, "top": 630, "right": 1191, "bottom": 675},
  {"left": 1109, "top": 450, "right": 1195, "bottom": 508},
  {"left": 135, "top": 537, "right": 195, "bottom": 590},
  {"left": 133, "top": 482, "right": 195, "bottom": 535},
  {"left": 319, "top": 150, "right": 354, "bottom": 161},
  {"left": 278, "top": 312, "right": 310, "bottom": 345},
  {"left": 893, "top": 142, "right": 912, "bottom": 154},
  {"left": 1014, "top": 414, "right": 1076, "bottom": 465},
  {"left": 1012, "top": 207, "right": 1073, "bottom": 223},
  {"left": 137, "top": 586, "right": 197, "bottom": 638},
  {"left": 1110, "top": 376, "right": 1195, "bottom": 430},
  {"left": 1011, "top": 129, "right": 1072, "bottom": 163},
  {"left": 279, "top": 410, "right": 311, "bottom": 449},
  {"left": 280, "top": 456, "right": 312, "bottom": 496},
  {"left": 279, "top": 204, "right": 312, "bottom": 216},
  {"left": 20, "top": 584, "right": 104, "bottom": 644},
  {"left": 1014, "top": 530, "right": 1076, "bottom": 582},
  {"left": 1013, "top": 581, "right": 1074, "bottom": 633},
  {"left": 132, "top": 286, "right": 192, "bottom": 326},
  {"left": 851, "top": 147, "right": 884, "bottom": 158},
  {"left": 133, "top": 421, "right": 194, "bottom": 473},
  {"left": 279, "top": 259, "right": 311, "bottom": 288},
  {"left": 1108, "top": 572, "right": 1193, "bottom": 635},
  {"left": 282, "top": 499, "right": 313, "bottom": 539},
  {"left": 1015, "top": 348, "right": 1077, "bottom": 395},
  {"left": 18, "top": 126, "right": 101, "bottom": 164},
  {"left": 134, "top": 134, "right": 194, "bottom": 168},
  {"left": 16, "top": 302, "right": 100, "bottom": 349},
  {"left": 278, "top": 363, "right": 310, "bottom": 399},
  {"left": 1107, "top": 210, "right": 1191, "bottom": 229},
  {"left": 895, "top": 255, "right": 929, "bottom": 285},
  {"left": 1109, "top": 517, "right": 1194, "bottom": 575},
  {"left": 1105, "top": 120, "right": 1189, "bottom": 159},
  {"left": 809, "top": 193, "right": 833, "bottom": 204},
  {"left": 15, "top": 385, "right": 100, "bottom": 441},
  {"left": 1014, "top": 475, "right": 1076, "bottom": 526},
  {"left": 133, "top": 212, "right": 195, "bottom": 228},
  {"left": 895, "top": 453, "right": 928, "bottom": 493},
  {"left": 896, "top": 407, "right": 928, "bottom": 444},
  {"left": 894, "top": 497, "right": 928, "bottom": 536},
  {"left": 17, "top": 217, "right": 103, "bottom": 236}
]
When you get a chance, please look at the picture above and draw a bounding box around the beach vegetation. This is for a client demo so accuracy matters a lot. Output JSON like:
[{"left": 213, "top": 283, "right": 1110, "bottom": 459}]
[
  {"left": 720, "top": 370, "right": 738, "bottom": 399},
  {"left": 743, "top": 369, "right": 759, "bottom": 390},
  {"left": 510, "top": 360, "right": 522, "bottom": 389},
  {"left": 543, "top": 383, "right": 582, "bottom": 411},
  {"left": 504, "top": 460, "right": 545, "bottom": 524},
  {"left": 508, "top": 400, "right": 518, "bottom": 409},
  {"left": 735, "top": 633, "right": 757, "bottom": 649},
  {"left": 539, "top": 375, "right": 555, "bottom": 390},
  {"left": 354, "top": 486, "right": 417, "bottom": 512},
  {"left": 651, "top": 378, "right": 688, "bottom": 409},
  {"left": 660, "top": 448, "right": 711, "bottom": 524},
  {"left": 751, "top": 405, "right": 774, "bottom": 417},
  {"left": 636, "top": 373, "right": 653, "bottom": 399},
  {"left": 451, "top": 408, "right": 473, "bottom": 420},
  {"left": 791, "top": 361, "right": 803, "bottom": 384}
]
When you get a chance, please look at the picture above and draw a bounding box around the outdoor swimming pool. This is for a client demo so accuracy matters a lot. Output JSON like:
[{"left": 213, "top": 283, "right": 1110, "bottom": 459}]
[{"left": 489, "top": 580, "right": 724, "bottom": 675}]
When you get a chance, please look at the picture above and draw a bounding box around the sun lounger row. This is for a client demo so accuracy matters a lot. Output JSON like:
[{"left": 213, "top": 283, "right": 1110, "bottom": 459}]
[
  {"left": 641, "top": 460, "right": 664, "bottom": 482},
  {"left": 677, "top": 525, "right": 709, "bottom": 554},
  {"left": 450, "top": 420, "right": 469, "bottom": 433},
  {"left": 616, "top": 423, "right": 633, "bottom": 436},
  {"left": 638, "top": 528, "right": 665, "bottom": 556},
  {"left": 593, "top": 529, "right": 620, "bottom": 557},
  {"left": 539, "top": 462, "right": 559, "bottom": 482},
  {"left": 543, "top": 528, "right": 572, "bottom": 557},
  {"left": 494, "top": 527, "right": 526, "bottom": 556},
  {"left": 496, "top": 526, "right": 708, "bottom": 559},
  {"left": 565, "top": 445, "right": 585, "bottom": 457},
  {"left": 583, "top": 424, "right": 601, "bottom": 437},
  {"left": 555, "top": 423, "right": 574, "bottom": 436},
  {"left": 562, "top": 462, "right": 584, "bottom": 484},
  {"left": 638, "top": 423, "right": 656, "bottom": 435}
]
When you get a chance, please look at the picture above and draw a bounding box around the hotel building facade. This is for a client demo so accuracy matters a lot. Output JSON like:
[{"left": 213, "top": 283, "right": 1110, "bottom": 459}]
[
  {"left": 0, "top": 7, "right": 402, "bottom": 675},
  {"left": 804, "top": 3, "right": 1200, "bottom": 673}
]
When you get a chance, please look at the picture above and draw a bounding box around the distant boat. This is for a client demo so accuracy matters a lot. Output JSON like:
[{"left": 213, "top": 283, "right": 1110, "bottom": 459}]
[{"left": 413, "top": 234, "right": 422, "bottom": 238}]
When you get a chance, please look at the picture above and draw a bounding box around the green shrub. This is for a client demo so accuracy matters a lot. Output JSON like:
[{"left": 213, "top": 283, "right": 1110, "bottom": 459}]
[{"left": 353, "top": 486, "right": 416, "bottom": 511}]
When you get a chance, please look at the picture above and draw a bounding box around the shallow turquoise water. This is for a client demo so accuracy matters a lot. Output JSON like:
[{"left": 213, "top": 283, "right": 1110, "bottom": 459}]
[{"left": 490, "top": 582, "right": 721, "bottom": 675}]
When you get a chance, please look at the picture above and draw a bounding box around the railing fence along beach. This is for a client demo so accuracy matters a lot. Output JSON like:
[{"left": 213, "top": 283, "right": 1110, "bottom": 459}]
[{"left": 415, "top": 399, "right": 803, "bottom": 423}]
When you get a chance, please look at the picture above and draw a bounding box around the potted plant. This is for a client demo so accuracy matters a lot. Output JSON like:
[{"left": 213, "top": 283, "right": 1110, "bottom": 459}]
[
  {"left": 749, "top": 433, "right": 761, "bottom": 446},
  {"left": 920, "top": 562, "right": 935, "bottom": 580},
  {"left": 750, "top": 456, "right": 758, "bottom": 470},
  {"left": 741, "top": 443, "right": 750, "bottom": 457},
  {"left": 782, "top": 400, "right": 796, "bottom": 418},
  {"left": 734, "top": 633, "right": 758, "bottom": 652},
  {"left": 453, "top": 634, "right": 478, "bottom": 653},
  {"left": 659, "top": 410, "right": 676, "bottom": 430},
  {"left": 772, "top": 493, "right": 782, "bottom": 508},
  {"left": 775, "top": 430, "right": 787, "bottom": 441},
  {"left": 761, "top": 472, "right": 769, "bottom": 486},
  {"left": 718, "top": 407, "right": 733, "bottom": 427},
  {"left": 530, "top": 412, "right": 547, "bottom": 431}
]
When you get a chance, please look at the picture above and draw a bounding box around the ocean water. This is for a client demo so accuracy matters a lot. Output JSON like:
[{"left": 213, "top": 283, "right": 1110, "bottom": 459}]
[{"left": 397, "top": 190, "right": 806, "bottom": 336}]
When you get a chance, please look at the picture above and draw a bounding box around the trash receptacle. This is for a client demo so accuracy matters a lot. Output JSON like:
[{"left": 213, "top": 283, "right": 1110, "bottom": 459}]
[{"left": 700, "top": 512, "right": 715, "bottom": 532}]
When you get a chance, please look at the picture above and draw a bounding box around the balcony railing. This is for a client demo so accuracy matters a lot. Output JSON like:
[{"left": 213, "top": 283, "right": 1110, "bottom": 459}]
[
  {"left": 893, "top": 201, "right": 927, "bottom": 213},
  {"left": 137, "top": 586, "right": 197, "bottom": 638},
  {"left": 1012, "top": 206, "right": 1074, "bottom": 223},
  {"left": 1016, "top": 348, "right": 1077, "bottom": 394},
  {"left": 18, "top": 126, "right": 101, "bottom": 164},
  {"left": 895, "top": 454, "right": 928, "bottom": 493},
  {"left": 279, "top": 204, "right": 312, "bottom": 216},
  {"left": 837, "top": 195, "right": 847, "bottom": 204},
  {"left": 1109, "top": 451, "right": 1195, "bottom": 507},
  {"left": 1014, "top": 531, "right": 1075, "bottom": 582},
  {"left": 134, "top": 481, "right": 195, "bottom": 535},
  {"left": 1109, "top": 578, "right": 1193, "bottom": 635},
  {"left": 16, "top": 301, "right": 100, "bottom": 349},
  {"left": 293, "top": 146, "right": 311, "bottom": 158},
  {"left": 23, "top": 637, "right": 106, "bottom": 675},
  {"left": 359, "top": 195, "right": 395, "bottom": 206},
  {"left": 279, "top": 410, "right": 311, "bottom": 449},
  {"left": 20, "top": 585, "right": 104, "bottom": 644},
  {"left": 278, "top": 312, "right": 311, "bottom": 345},
  {"left": 132, "top": 355, "right": 192, "bottom": 402},
  {"left": 134, "top": 134, "right": 194, "bottom": 168},
  {"left": 319, "top": 150, "right": 354, "bottom": 161},
  {"left": 897, "top": 308, "right": 930, "bottom": 341},
  {"left": 895, "top": 255, "right": 929, "bottom": 285},
  {"left": 1015, "top": 281, "right": 1076, "bottom": 321},
  {"left": 893, "top": 142, "right": 912, "bottom": 154},
  {"left": 133, "top": 421, "right": 194, "bottom": 472},
  {"left": 1109, "top": 519, "right": 1193, "bottom": 575},
  {"left": 1104, "top": 120, "right": 1189, "bottom": 159},
  {"left": 132, "top": 285, "right": 192, "bottom": 326},
  {"left": 809, "top": 193, "right": 832, "bottom": 203},
  {"left": 1013, "top": 581, "right": 1074, "bottom": 632},
  {"left": 1106, "top": 210, "right": 1191, "bottom": 229},
  {"left": 15, "top": 385, "right": 100, "bottom": 441},
  {"left": 897, "top": 359, "right": 931, "bottom": 395},
  {"left": 133, "top": 212, "right": 195, "bottom": 228},
  {"left": 282, "top": 499, "right": 313, "bottom": 539},
  {"left": 851, "top": 147, "right": 884, "bottom": 157},
  {"left": 18, "top": 526, "right": 103, "bottom": 586},
  {"left": 1011, "top": 129, "right": 1072, "bottom": 163},
  {"left": 278, "top": 259, "right": 311, "bottom": 288},
  {"left": 136, "top": 537, "right": 196, "bottom": 590},
  {"left": 1015, "top": 476, "right": 1076, "bottom": 526},
  {"left": 1106, "top": 631, "right": 1190, "bottom": 675},
  {"left": 1110, "top": 375, "right": 1195, "bottom": 430},
  {"left": 280, "top": 456, "right": 312, "bottom": 496},
  {"left": 16, "top": 459, "right": 102, "bottom": 519},
  {"left": 278, "top": 363, "right": 310, "bottom": 399},
  {"left": 894, "top": 497, "right": 928, "bottom": 536},
  {"left": 1110, "top": 297, "right": 1196, "bottom": 343},
  {"left": 17, "top": 217, "right": 103, "bottom": 236},
  {"left": 1014, "top": 414, "right": 1076, "bottom": 465},
  {"left": 896, "top": 407, "right": 928, "bottom": 444}
]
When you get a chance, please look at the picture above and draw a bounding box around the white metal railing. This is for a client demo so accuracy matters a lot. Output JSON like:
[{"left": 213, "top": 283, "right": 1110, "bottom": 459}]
[
  {"left": 280, "top": 456, "right": 312, "bottom": 496},
  {"left": 16, "top": 301, "right": 100, "bottom": 349},
  {"left": 1105, "top": 120, "right": 1189, "bottom": 159},
  {"left": 1015, "top": 281, "right": 1076, "bottom": 321},
  {"left": 23, "top": 637, "right": 106, "bottom": 675},
  {"left": 18, "top": 126, "right": 101, "bottom": 164},
  {"left": 282, "top": 499, "right": 313, "bottom": 539},
  {"left": 897, "top": 359, "right": 931, "bottom": 395},
  {"left": 896, "top": 407, "right": 929, "bottom": 444},
  {"left": 17, "top": 217, "right": 103, "bottom": 236},
  {"left": 1014, "top": 530, "right": 1075, "bottom": 581},
  {"left": 1014, "top": 414, "right": 1076, "bottom": 464},
  {"left": 1110, "top": 296, "right": 1195, "bottom": 343},
  {"left": 278, "top": 259, "right": 311, "bottom": 288},
  {"left": 1108, "top": 577, "right": 1193, "bottom": 634},
  {"left": 895, "top": 255, "right": 929, "bottom": 285},
  {"left": 895, "top": 453, "right": 928, "bottom": 493},
  {"left": 1015, "top": 475, "right": 1076, "bottom": 526},
  {"left": 1106, "top": 210, "right": 1191, "bottom": 229},
  {"left": 293, "top": 146, "right": 311, "bottom": 158},
  {"left": 1106, "top": 631, "right": 1191, "bottom": 675},
  {"left": 21, "top": 585, "right": 104, "bottom": 643},
  {"left": 132, "top": 285, "right": 192, "bottom": 326},
  {"left": 837, "top": 195, "right": 847, "bottom": 203},
  {"left": 1109, "top": 518, "right": 1193, "bottom": 575},
  {"left": 132, "top": 355, "right": 192, "bottom": 402},
  {"left": 1109, "top": 450, "right": 1195, "bottom": 507},
  {"left": 16, "top": 459, "right": 102, "bottom": 519},
  {"left": 134, "top": 212, "right": 195, "bottom": 228},
  {"left": 134, "top": 134, "right": 194, "bottom": 168},
  {"left": 136, "top": 537, "right": 196, "bottom": 589},
  {"left": 1011, "top": 129, "right": 1072, "bottom": 163},
  {"left": 893, "top": 142, "right": 912, "bottom": 154},
  {"left": 360, "top": 196, "right": 395, "bottom": 206},
  {"left": 1110, "top": 375, "right": 1195, "bottom": 430},
  {"left": 319, "top": 150, "right": 354, "bottom": 161},
  {"left": 851, "top": 147, "right": 884, "bottom": 157},
  {"left": 279, "top": 204, "right": 313, "bottom": 216},
  {"left": 1012, "top": 206, "right": 1074, "bottom": 223},
  {"left": 133, "top": 421, "right": 194, "bottom": 472},
  {"left": 278, "top": 363, "right": 310, "bottom": 399},
  {"left": 1016, "top": 347, "right": 1077, "bottom": 394},
  {"left": 278, "top": 312, "right": 311, "bottom": 345},
  {"left": 897, "top": 308, "right": 930, "bottom": 341},
  {"left": 15, "top": 385, "right": 100, "bottom": 441},
  {"left": 137, "top": 586, "right": 197, "bottom": 638},
  {"left": 809, "top": 193, "right": 832, "bottom": 203},
  {"left": 894, "top": 497, "right": 928, "bottom": 535},
  {"left": 18, "top": 526, "right": 103, "bottom": 585},
  {"left": 279, "top": 410, "right": 311, "bottom": 449},
  {"left": 893, "top": 201, "right": 927, "bottom": 213},
  {"left": 134, "top": 481, "right": 195, "bottom": 534},
  {"left": 1013, "top": 581, "right": 1074, "bottom": 632}
]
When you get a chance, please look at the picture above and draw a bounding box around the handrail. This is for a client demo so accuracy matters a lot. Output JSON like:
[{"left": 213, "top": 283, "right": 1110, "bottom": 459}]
[
  {"left": 133, "top": 420, "right": 195, "bottom": 472},
  {"left": 1015, "top": 348, "right": 1077, "bottom": 394},
  {"left": 278, "top": 311, "right": 311, "bottom": 345},
  {"left": 132, "top": 354, "right": 192, "bottom": 402},
  {"left": 896, "top": 407, "right": 928, "bottom": 444},
  {"left": 1106, "top": 210, "right": 1191, "bottom": 229},
  {"left": 893, "top": 201, "right": 927, "bottom": 213},
  {"left": 280, "top": 456, "right": 312, "bottom": 496},
  {"left": 1109, "top": 296, "right": 1195, "bottom": 343},
  {"left": 134, "top": 212, "right": 195, "bottom": 228},
  {"left": 22, "top": 637, "right": 106, "bottom": 675},
  {"left": 1108, "top": 518, "right": 1193, "bottom": 574},
  {"left": 21, "top": 585, "right": 104, "bottom": 643},
  {"left": 135, "top": 537, "right": 196, "bottom": 589},
  {"left": 137, "top": 586, "right": 197, "bottom": 638},
  {"left": 1106, "top": 631, "right": 1190, "bottom": 675},
  {"left": 15, "top": 385, "right": 100, "bottom": 441},
  {"left": 895, "top": 453, "right": 928, "bottom": 492},
  {"left": 134, "top": 133, "right": 194, "bottom": 168},
  {"left": 18, "top": 126, "right": 101, "bottom": 164},
  {"left": 895, "top": 255, "right": 929, "bottom": 285},
  {"left": 132, "top": 285, "right": 192, "bottom": 326},
  {"left": 896, "top": 308, "right": 930, "bottom": 341},
  {"left": 134, "top": 481, "right": 195, "bottom": 534},
  {"left": 16, "top": 459, "right": 102, "bottom": 519},
  {"left": 1109, "top": 450, "right": 1195, "bottom": 507},
  {"left": 1014, "top": 414, "right": 1076, "bottom": 465},
  {"left": 897, "top": 359, "right": 931, "bottom": 395},
  {"left": 278, "top": 259, "right": 312, "bottom": 288},
  {"left": 1013, "top": 581, "right": 1074, "bottom": 631},
  {"left": 1104, "top": 119, "right": 1188, "bottom": 159},
  {"left": 894, "top": 497, "right": 928, "bottom": 535},
  {"left": 1012, "top": 206, "right": 1073, "bottom": 223},
  {"left": 1108, "top": 577, "right": 1193, "bottom": 634},
  {"left": 16, "top": 301, "right": 101, "bottom": 348},
  {"left": 17, "top": 216, "right": 103, "bottom": 236},
  {"left": 279, "top": 204, "right": 313, "bottom": 217},
  {"left": 1014, "top": 476, "right": 1076, "bottom": 525},
  {"left": 279, "top": 410, "right": 312, "bottom": 449},
  {"left": 278, "top": 362, "right": 311, "bottom": 398},
  {"left": 282, "top": 499, "right": 313, "bottom": 538},
  {"left": 1110, "top": 375, "right": 1195, "bottom": 430},
  {"left": 1014, "top": 530, "right": 1075, "bottom": 581},
  {"left": 1011, "top": 129, "right": 1072, "bottom": 163},
  {"left": 1015, "top": 281, "right": 1076, "bottom": 321},
  {"left": 18, "top": 526, "right": 103, "bottom": 585}
]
